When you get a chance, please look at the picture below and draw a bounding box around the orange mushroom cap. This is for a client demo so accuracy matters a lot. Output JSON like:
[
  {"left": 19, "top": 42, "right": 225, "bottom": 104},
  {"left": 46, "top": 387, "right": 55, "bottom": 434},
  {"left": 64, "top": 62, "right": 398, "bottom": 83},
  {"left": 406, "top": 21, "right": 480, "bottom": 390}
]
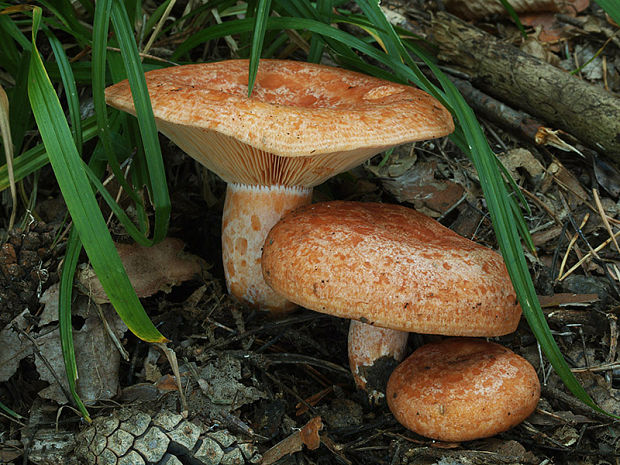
[
  {"left": 262, "top": 201, "right": 521, "bottom": 336},
  {"left": 386, "top": 338, "right": 540, "bottom": 441},
  {"left": 105, "top": 59, "right": 454, "bottom": 187}
]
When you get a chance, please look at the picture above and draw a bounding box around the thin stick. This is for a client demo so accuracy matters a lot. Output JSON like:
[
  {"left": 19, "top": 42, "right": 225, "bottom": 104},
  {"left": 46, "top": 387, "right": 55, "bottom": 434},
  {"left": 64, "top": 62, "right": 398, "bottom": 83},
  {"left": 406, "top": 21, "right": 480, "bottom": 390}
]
[
  {"left": 0, "top": 84, "right": 17, "bottom": 232},
  {"left": 558, "top": 213, "right": 589, "bottom": 280},
  {"left": 558, "top": 228, "right": 620, "bottom": 281},
  {"left": 142, "top": 0, "right": 177, "bottom": 56},
  {"left": 593, "top": 187, "right": 620, "bottom": 254}
]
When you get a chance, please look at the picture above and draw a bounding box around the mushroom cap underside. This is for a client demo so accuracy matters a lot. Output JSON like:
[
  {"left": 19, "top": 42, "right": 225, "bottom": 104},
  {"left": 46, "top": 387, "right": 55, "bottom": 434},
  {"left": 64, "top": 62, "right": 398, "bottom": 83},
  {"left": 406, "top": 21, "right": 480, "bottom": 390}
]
[{"left": 261, "top": 201, "right": 522, "bottom": 336}]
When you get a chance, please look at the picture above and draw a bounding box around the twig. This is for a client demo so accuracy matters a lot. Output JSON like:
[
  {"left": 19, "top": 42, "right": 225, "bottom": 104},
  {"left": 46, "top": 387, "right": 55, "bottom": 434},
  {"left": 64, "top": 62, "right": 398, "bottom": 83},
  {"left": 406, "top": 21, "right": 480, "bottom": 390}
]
[
  {"left": 593, "top": 188, "right": 620, "bottom": 255},
  {"left": 558, "top": 214, "right": 589, "bottom": 281},
  {"left": 13, "top": 325, "right": 74, "bottom": 406},
  {"left": 558, "top": 228, "right": 620, "bottom": 281},
  {"left": 202, "top": 312, "right": 325, "bottom": 350}
]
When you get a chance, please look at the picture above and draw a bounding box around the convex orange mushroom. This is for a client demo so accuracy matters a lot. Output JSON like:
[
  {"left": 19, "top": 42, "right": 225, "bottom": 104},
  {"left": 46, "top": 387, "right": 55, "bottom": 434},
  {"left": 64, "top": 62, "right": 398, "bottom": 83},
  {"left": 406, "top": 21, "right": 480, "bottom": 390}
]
[
  {"left": 261, "top": 201, "right": 522, "bottom": 399},
  {"left": 387, "top": 338, "right": 540, "bottom": 441},
  {"left": 105, "top": 59, "right": 454, "bottom": 315}
]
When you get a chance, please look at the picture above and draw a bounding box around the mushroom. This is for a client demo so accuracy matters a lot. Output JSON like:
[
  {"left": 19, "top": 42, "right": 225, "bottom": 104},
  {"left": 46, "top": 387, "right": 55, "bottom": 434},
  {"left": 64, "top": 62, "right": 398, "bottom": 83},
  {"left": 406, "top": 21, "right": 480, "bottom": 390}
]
[
  {"left": 261, "top": 201, "right": 521, "bottom": 398},
  {"left": 105, "top": 59, "right": 454, "bottom": 315},
  {"left": 386, "top": 338, "right": 541, "bottom": 442}
]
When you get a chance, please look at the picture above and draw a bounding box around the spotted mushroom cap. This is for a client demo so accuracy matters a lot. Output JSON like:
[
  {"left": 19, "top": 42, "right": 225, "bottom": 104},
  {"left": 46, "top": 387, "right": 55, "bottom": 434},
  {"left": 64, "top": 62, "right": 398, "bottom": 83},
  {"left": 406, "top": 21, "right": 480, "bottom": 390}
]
[
  {"left": 386, "top": 338, "right": 540, "bottom": 442},
  {"left": 262, "top": 201, "right": 522, "bottom": 336},
  {"left": 105, "top": 59, "right": 454, "bottom": 187}
]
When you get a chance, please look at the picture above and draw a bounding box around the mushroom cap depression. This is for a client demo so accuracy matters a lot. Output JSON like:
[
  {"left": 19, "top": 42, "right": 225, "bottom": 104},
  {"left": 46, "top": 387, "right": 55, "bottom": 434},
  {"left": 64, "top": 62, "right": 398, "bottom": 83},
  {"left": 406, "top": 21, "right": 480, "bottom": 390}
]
[
  {"left": 104, "top": 59, "right": 454, "bottom": 187},
  {"left": 262, "top": 201, "right": 521, "bottom": 336},
  {"left": 386, "top": 338, "right": 540, "bottom": 441}
]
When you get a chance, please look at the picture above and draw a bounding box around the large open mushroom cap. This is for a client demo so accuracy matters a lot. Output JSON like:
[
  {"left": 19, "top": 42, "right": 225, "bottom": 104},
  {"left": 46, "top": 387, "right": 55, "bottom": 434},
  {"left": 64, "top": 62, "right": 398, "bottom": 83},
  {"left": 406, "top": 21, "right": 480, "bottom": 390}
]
[
  {"left": 105, "top": 59, "right": 454, "bottom": 187},
  {"left": 262, "top": 201, "right": 522, "bottom": 336}
]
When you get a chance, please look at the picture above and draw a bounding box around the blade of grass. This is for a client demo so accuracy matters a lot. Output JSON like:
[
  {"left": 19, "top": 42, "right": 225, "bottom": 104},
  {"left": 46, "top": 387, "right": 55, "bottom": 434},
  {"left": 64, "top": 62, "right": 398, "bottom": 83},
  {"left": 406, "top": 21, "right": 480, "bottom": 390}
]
[
  {"left": 594, "top": 0, "right": 620, "bottom": 27},
  {"left": 307, "top": 0, "right": 331, "bottom": 63},
  {"left": 437, "top": 63, "right": 613, "bottom": 417},
  {"left": 110, "top": 0, "right": 170, "bottom": 242},
  {"left": 0, "top": 84, "right": 16, "bottom": 230},
  {"left": 28, "top": 6, "right": 167, "bottom": 343},
  {"left": 0, "top": 115, "right": 99, "bottom": 192},
  {"left": 39, "top": 0, "right": 90, "bottom": 45},
  {"left": 499, "top": 0, "right": 528, "bottom": 38},
  {"left": 92, "top": 0, "right": 145, "bottom": 211},
  {"left": 247, "top": 0, "right": 272, "bottom": 96},
  {"left": 46, "top": 30, "right": 82, "bottom": 153},
  {"left": 0, "top": 400, "right": 23, "bottom": 420},
  {"left": 58, "top": 227, "right": 91, "bottom": 421},
  {"left": 7, "top": 49, "right": 32, "bottom": 154}
]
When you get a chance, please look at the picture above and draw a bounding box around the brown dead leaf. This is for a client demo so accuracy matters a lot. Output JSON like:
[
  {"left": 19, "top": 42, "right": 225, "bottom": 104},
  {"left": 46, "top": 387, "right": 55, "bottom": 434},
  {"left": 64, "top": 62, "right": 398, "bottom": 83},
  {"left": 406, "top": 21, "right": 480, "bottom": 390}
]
[
  {"left": 375, "top": 161, "right": 465, "bottom": 217},
  {"left": 0, "top": 310, "right": 34, "bottom": 382},
  {"left": 261, "top": 417, "right": 323, "bottom": 465},
  {"left": 498, "top": 148, "right": 545, "bottom": 182},
  {"left": 35, "top": 284, "right": 128, "bottom": 404},
  {"left": 545, "top": 157, "right": 590, "bottom": 204},
  {"left": 77, "top": 237, "right": 204, "bottom": 304}
]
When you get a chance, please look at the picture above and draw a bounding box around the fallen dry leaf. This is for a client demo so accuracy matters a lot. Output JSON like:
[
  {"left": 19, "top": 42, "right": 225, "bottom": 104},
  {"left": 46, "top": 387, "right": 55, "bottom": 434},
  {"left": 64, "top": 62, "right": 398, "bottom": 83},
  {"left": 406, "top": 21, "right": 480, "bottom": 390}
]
[
  {"left": 36, "top": 285, "right": 127, "bottom": 403},
  {"left": 77, "top": 237, "right": 204, "bottom": 304},
  {"left": 0, "top": 310, "right": 34, "bottom": 382},
  {"left": 261, "top": 416, "right": 323, "bottom": 465}
]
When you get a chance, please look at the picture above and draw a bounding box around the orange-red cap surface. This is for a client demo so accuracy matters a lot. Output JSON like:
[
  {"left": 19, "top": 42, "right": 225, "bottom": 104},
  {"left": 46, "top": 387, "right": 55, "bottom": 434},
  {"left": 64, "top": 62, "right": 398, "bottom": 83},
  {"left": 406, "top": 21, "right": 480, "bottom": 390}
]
[
  {"left": 105, "top": 60, "right": 454, "bottom": 186},
  {"left": 262, "top": 201, "right": 521, "bottom": 336},
  {"left": 386, "top": 338, "right": 540, "bottom": 441}
]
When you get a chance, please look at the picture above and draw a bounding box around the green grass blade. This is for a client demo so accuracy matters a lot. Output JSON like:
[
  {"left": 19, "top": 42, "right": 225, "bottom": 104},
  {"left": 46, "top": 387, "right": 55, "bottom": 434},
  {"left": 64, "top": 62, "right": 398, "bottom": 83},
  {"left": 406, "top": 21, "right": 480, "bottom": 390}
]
[
  {"left": 248, "top": 0, "right": 272, "bottom": 96},
  {"left": 28, "top": 6, "right": 167, "bottom": 343},
  {"left": 595, "top": 0, "right": 620, "bottom": 27},
  {"left": 82, "top": 160, "right": 153, "bottom": 246},
  {"left": 7, "top": 49, "right": 32, "bottom": 154},
  {"left": 499, "top": 0, "right": 528, "bottom": 37},
  {"left": 0, "top": 16, "right": 22, "bottom": 76},
  {"left": 0, "top": 115, "right": 99, "bottom": 192},
  {"left": 92, "top": 0, "right": 144, "bottom": 208},
  {"left": 110, "top": 0, "right": 171, "bottom": 242},
  {"left": 307, "top": 0, "right": 331, "bottom": 63},
  {"left": 58, "top": 227, "right": 91, "bottom": 421},
  {"left": 0, "top": 399, "right": 23, "bottom": 420},
  {"left": 0, "top": 12, "right": 31, "bottom": 51},
  {"left": 142, "top": 0, "right": 174, "bottom": 45},
  {"left": 39, "top": 0, "right": 90, "bottom": 45},
  {"left": 46, "top": 30, "right": 82, "bottom": 154}
]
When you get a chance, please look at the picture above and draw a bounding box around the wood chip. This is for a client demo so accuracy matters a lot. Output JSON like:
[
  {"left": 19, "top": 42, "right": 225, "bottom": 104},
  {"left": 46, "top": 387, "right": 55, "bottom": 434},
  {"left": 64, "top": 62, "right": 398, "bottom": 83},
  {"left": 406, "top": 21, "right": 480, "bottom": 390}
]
[{"left": 261, "top": 416, "right": 323, "bottom": 465}]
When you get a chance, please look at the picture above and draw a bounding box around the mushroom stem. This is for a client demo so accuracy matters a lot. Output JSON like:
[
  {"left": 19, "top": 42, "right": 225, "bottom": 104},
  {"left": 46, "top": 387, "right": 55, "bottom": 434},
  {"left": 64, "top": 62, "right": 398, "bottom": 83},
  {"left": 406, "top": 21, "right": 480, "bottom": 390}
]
[
  {"left": 348, "top": 320, "right": 409, "bottom": 402},
  {"left": 222, "top": 183, "right": 312, "bottom": 315}
]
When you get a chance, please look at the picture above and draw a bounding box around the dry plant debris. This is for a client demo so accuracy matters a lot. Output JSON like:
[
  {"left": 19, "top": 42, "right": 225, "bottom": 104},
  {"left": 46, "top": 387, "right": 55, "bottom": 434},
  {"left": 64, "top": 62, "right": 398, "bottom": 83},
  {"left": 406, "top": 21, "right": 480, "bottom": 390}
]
[{"left": 77, "top": 237, "right": 205, "bottom": 304}]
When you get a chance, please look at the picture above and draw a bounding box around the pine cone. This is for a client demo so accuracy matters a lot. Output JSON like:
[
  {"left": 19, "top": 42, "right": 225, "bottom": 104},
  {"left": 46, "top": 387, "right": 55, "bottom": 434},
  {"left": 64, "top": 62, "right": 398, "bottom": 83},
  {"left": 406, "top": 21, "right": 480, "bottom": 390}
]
[{"left": 73, "top": 409, "right": 261, "bottom": 465}]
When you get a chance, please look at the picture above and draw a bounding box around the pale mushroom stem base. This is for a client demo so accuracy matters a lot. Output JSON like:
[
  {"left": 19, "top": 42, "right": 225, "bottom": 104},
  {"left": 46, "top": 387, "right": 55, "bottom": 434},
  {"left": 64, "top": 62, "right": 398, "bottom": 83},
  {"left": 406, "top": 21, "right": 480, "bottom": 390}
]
[
  {"left": 222, "top": 183, "right": 313, "bottom": 315},
  {"left": 348, "top": 320, "right": 409, "bottom": 402}
]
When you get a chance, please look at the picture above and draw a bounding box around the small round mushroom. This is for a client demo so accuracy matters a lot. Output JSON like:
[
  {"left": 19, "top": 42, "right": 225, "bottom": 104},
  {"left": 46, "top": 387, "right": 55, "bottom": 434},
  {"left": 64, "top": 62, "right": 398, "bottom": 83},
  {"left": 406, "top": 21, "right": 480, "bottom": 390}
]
[
  {"left": 262, "top": 201, "right": 521, "bottom": 398},
  {"left": 105, "top": 59, "right": 454, "bottom": 315},
  {"left": 386, "top": 338, "right": 540, "bottom": 442}
]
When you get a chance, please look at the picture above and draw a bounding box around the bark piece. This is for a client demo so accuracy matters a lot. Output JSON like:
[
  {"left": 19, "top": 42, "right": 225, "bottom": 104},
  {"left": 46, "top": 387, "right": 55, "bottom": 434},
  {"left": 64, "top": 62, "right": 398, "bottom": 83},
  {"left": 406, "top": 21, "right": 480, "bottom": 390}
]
[{"left": 431, "top": 12, "right": 620, "bottom": 161}]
